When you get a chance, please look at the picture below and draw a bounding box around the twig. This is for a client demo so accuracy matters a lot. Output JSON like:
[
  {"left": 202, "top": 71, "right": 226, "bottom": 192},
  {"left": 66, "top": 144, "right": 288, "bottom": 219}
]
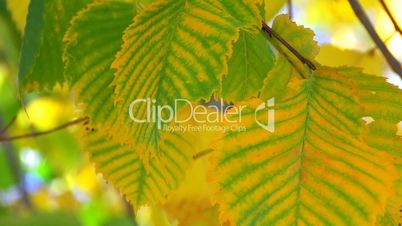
[
  {"left": 262, "top": 21, "right": 316, "bottom": 70},
  {"left": 366, "top": 31, "right": 395, "bottom": 53},
  {"left": 0, "top": 115, "right": 17, "bottom": 134},
  {"left": 193, "top": 148, "right": 214, "bottom": 160},
  {"left": 124, "top": 198, "right": 136, "bottom": 225},
  {"left": 379, "top": 0, "right": 402, "bottom": 35},
  {"left": 288, "top": 0, "right": 293, "bottom": 20},
  {"left": 0, "top": 115, "right": 33, "bottom": 210},
  {"left": 348, "top": 0, "right": 402, "bottom": 78},
  {"left": 0, "top": 117, "right": 89, "bottom": 142}
]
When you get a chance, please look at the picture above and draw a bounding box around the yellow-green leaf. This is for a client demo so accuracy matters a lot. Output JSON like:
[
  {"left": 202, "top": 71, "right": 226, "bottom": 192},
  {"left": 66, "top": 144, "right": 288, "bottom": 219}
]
[
  {"left": 110, "top": 0, "right": 261, "bottom": 158},
  {"left": 210, "top": 67, "right": 401, "bottom": 225},
  {"left": 264, "top": 0, "right": 287, "bottom": 21},
  {"left": 222, "top": 30, "right": 276, "bottom": 101},
  {"left": 65, "top": 0, "right": 207, "bottom": 207},
  {"left": 64, "top": 0, "right": 135, "bottom": 130},
  {"left": 260, "top": 56, "right": 295, "bottom": 100},
  {"left": 6, "top": 0, "right": 29, "bottom": 33},
  {"left": 18, "top": 0, "right": 91, "bottom": 92},
  {"left": 269, "top": 14, "right": 319, "bottom": 78},
  {"left": 82, "top": 127, "right": 195, "bottom": 208}
]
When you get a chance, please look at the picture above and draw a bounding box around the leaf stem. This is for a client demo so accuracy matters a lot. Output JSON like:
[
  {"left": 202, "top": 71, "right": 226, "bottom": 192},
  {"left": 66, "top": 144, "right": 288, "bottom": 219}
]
[
  {"left": 0, "top": 117, "right": 89, "bottom": 142},
  {"left": 379, "top": 0, "right": 402, "bottom": 35},
  {"left": 261, "top": 21, "right": 316, "bottom": 71},
  {"left": 348, "top": 0, "right": 402, "bottom": 78}
]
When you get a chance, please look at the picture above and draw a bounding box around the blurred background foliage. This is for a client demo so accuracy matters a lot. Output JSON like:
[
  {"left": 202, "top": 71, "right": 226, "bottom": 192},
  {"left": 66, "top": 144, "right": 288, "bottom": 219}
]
[{"left": 0, "top": 0, "right": 401, "bottom": 225}]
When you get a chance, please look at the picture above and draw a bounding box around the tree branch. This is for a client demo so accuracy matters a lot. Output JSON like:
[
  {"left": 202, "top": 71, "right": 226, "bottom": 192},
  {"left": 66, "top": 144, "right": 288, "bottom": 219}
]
[
  {"left": 0, "top": 117, "right": 89, "bottom": 142},
  {"left": 0, "top": 115, "right": 17, "bottom": 134},
  {"left": 288, "top": 0, "right": 293, "bottom": 20},
  {"left": 379, "top": 0, "right": 402, "bottom": 35},
  {"left": 0, "top": 115, "right": 33, "bottom": 210},
  {"left": 348, "top": 0, "right": 402, "bottom": 78},
  {"left": 262, "top": 21, "right": 316, "bottom": 71}
]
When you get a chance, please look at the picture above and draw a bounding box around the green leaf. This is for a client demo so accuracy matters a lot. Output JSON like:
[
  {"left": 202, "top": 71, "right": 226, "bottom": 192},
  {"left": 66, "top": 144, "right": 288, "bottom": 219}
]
[
  {"left": 260, "top": 56, "right": 294, "bottom": 100},
  {"left": 18, "top": 0, "right": 91, "bottom": 92},
  {"left": 210, "top": 67, "right": 402, "bottom": 225},
  {"left": 222, "top": 30, "right": 276, "bottom": 101},
  {"left": 110, "top": 0, "right": 261, "bottom": 158},
  {"left": 64, "top": 0, "right": 135, "bottom": 130},
  {"left": 65, "top": 0, "right": 198, "bottom": 207}
]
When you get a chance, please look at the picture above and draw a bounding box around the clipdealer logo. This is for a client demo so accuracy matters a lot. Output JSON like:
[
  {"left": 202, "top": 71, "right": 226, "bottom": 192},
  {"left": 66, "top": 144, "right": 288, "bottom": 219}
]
[{"left": 128, "top": 98, "right": 275, "bottom": 132}]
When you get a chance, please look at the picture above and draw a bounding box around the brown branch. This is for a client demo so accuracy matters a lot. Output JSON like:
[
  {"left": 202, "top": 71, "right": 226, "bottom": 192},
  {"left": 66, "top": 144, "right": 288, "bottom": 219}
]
[
  {"left": 348, "top": 0, "right": 402, "bottom": 78},
  {"left": 0, "top": 115, "right": 17, "bottom": 134},
  {"left": 262, "top": 21, "right": 317, "bottom": 71},
  {"left": 0, "top": 115, "right": 33, "bottom": 210},
  {"left": 0, "top": 117, "right": 89, "bottom": 142},
  {"left": 379, "top": 0, "right": 402, "bottom": 35},
  {"left": 366, "top": 31, "right": 395, "bottom": 53},
  {"left": 288, "top": 0, "right": 293, "bottom": 20}
]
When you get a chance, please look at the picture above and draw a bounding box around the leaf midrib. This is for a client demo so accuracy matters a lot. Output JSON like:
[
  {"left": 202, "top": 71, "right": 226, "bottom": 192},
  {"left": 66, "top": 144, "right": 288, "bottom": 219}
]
[{"left": 293, "top": 73, "right": 313, "bottom": 226}]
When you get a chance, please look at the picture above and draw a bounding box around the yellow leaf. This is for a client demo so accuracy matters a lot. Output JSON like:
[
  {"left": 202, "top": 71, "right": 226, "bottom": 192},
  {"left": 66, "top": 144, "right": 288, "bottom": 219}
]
[
  {"left": 163, "top": 160, "right": 220, "bottom": 226},
  {"left": 264, "top": 0, "right": 286, "bottom": 21},
  {"left": 210, "top": 66, "right": 402, "bottom": 225},
  {"left": 316, "top": 45, "right": 385, "bottom": 75}
]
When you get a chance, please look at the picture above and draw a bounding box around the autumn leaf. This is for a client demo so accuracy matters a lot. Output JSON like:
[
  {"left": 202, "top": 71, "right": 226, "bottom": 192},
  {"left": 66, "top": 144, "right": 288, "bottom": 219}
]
[
  {"left": 18, "top": 0, "right": 91, "bottom": 92},
  {"left": 222, "top": 30, "right": 276, "bottom": 101},
  {"left": 209, "top": 67, "right": 402, "bottom": 225},
  {"left": 263, "top": 0, "right": 287, "bottom": 21},
  {"left": 109, "top": 0, "right": 262, "bottom": 161}
]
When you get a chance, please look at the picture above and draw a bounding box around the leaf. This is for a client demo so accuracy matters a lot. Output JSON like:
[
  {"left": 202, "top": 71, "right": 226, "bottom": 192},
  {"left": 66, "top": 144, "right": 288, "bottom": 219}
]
[
  {"left": 222, "top": 30, "right": 276, "bottom": 101},
  {"left": 6, "top": 0, "right": 29, "bottom": 33},
  {"left": 82, "top": 121, "right": 196, "bottom": 208},
  {"left": 18, "top": 0, "right": 91, "bottom": 92},
  {"left": 260, "top": 15, "right": 318, "bottom": 100},
  {"left": 269, "top": 14, "right": 319, "bottom": 77},
  {"left": 272, "top": 15, "right": 318, "bottom": 60},
  {"left": 316, "top": 45, "right": 385, "bottom": 75},
  {"left": 337, "top": 67, "right": 402, "bottom": 157},
  {"left": 0, "top": 0, "right": 22, "bottom": 73},
  {"left": 162, "top": 159, "right": 220, "bottom": 226},
  {"left": 65, "top": 0, "right": 206, "bottom": 208},
  {"left": 260, "top": 56, "right": 295, "bottom": 100},
  {"left": 377, "top": 165, "right": 402, "bottom": 226},
  {"left": 210, "top": 67, "right": 402, "bottom": 225},
  {"left": 64, "top": 0, "right": 135, "bottom": 130},
  {"left": 110, "top": 0, "right": 261, "bottom": 159},
  {"left": 216, "top": 0, "right": 262, "bottom": 32},
  {"left": 263, "top": 0, "right": 287, "bottom": 21}
]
